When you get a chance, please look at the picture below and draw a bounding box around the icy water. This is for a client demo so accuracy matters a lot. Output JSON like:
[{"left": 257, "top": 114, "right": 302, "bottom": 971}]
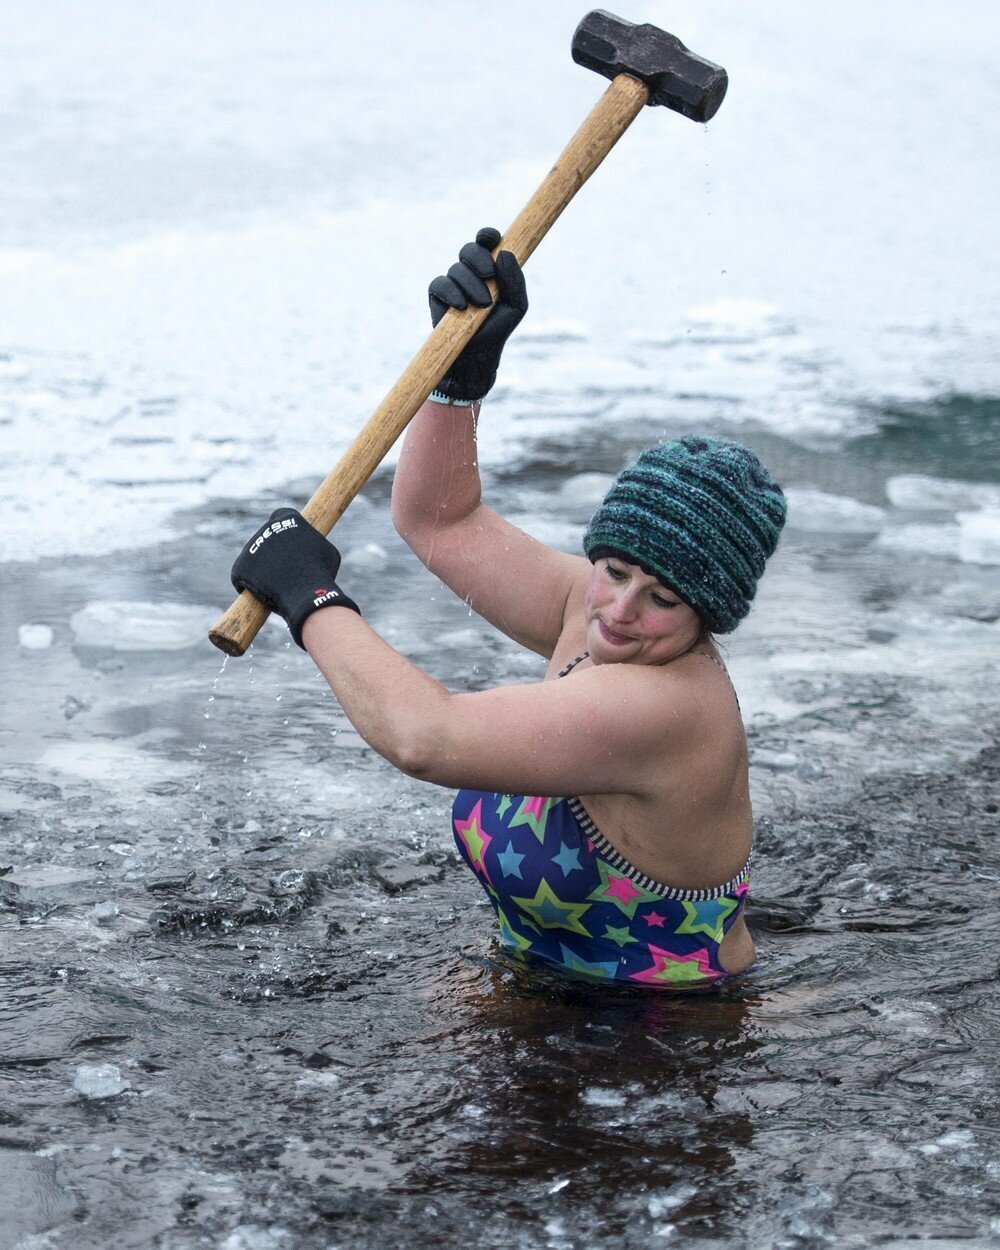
[
  {"left": 2, "top": 2, "right": 1000, "bottom": 1247},
  {"left": 3, "top": 414, "right": 999, "bottom": 1248}
]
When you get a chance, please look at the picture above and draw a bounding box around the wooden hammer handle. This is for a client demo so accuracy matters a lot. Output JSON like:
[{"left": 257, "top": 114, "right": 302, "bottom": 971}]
[{"left": 209, "top": 74, "right": 649, "bottom": 656}]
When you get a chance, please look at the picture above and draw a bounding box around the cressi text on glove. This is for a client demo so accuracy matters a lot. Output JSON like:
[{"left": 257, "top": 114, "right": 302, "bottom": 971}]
[{"left": 230, "top": 508, "right": 360, "bottom": 649}]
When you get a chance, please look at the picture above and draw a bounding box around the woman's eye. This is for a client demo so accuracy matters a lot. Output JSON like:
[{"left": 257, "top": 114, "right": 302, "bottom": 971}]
[
  {"left": 606, "top": 564, "right": 626, "bottom": 580},
  {"left": 652, "top": 595, "right": 677, "bottom": 609}
]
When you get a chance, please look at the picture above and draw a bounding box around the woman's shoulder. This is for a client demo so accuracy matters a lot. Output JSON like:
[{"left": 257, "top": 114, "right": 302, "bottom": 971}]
[
  {"left": 550, "top": 646, "right": 738, "bottom": 738},
  {"left": 654, "top": 647, "right": 740, "bottom": 724}
]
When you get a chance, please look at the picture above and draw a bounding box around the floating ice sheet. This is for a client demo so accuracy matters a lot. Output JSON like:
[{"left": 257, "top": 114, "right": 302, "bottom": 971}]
[
  {"left": 876, "top": 524, "right": 961, "bottom": 559},
  {"left": 0, "top": 0, "right": 997, "bottom": 573},
  {"left": 958, "top": 509, "right": 1000, "bottom": 566},
  {"left": 70, "top": 600, "right": 219, "bottom": 651},
  {"left": 340, "top": 541, "right": 388, "bottom": 570},
  {"left": 886, "top": 474, "right": 1000, "bottom": 512},
  {"left": 784, "top": 488, "right": 886, "bottom": 534},
  {"left": 38, "top": 742, "right": 191, "bottom": 803},
  {"left": 513, "top": 515, "right": 584, "bottom": 552}
]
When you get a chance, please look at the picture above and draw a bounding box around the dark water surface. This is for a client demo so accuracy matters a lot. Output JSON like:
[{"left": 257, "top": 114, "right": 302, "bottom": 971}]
[{"left": 2, "top": 410, "right": 999, "bottom": 1248}]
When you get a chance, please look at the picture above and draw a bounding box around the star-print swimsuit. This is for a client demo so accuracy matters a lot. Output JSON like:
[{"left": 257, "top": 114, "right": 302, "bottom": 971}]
[{"left": 451, "top": 653, "right": 751, "bottom": 988}]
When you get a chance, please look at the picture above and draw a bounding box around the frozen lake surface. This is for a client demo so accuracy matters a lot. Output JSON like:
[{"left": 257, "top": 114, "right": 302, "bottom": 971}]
[{"left": 1, "top": 2, "right": 998, "bottom": 1247}]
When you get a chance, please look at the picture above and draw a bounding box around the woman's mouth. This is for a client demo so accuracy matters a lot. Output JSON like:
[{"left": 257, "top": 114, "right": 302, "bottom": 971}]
[{"left": 598, "top": 620, "right": 636, "bottom": 646}]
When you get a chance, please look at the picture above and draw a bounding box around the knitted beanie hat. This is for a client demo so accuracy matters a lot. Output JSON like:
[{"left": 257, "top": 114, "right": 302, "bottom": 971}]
[{"left": 583, "top": 436, "right": 786, "bottom": 633}]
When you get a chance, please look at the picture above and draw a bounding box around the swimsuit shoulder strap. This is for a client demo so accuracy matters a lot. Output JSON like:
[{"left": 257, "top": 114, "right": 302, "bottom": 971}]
[
  {"left": 692, "top": 649, "right": 741, "bottom": 710},
  {"left": 557, "top": 652, "right": 589, "bottom": 678}
]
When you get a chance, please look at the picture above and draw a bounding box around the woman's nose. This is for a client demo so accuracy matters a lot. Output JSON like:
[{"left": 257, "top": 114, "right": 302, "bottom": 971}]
[{"left": 609, "top": 587, "right": 639, "bottom": 622}]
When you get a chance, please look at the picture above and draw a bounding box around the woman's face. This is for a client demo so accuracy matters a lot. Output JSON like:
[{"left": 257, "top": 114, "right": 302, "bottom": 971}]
[{"left": 584, "top": 556, "right": 703, "bottom": 666}]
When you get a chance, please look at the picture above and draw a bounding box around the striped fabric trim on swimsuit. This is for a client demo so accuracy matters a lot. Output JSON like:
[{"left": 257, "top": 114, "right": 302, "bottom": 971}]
[
  {"left": 558, "top": 650, "right": 752, "bottom": 902},
  {"left": 565, "top": 796, "right": 752, "bottom": 902}
]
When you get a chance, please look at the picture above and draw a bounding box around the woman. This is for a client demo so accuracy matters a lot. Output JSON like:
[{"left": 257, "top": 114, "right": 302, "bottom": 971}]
[{"left": 231, "top": 230, "right": 787, "bottom": 989}]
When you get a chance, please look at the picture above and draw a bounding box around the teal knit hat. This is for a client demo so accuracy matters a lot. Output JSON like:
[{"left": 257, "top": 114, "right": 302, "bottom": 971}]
[{"left": 583, "top": 436, "right": 786, "bottom": 633}]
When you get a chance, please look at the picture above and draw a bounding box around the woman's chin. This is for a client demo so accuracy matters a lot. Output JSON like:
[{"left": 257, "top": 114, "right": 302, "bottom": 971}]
[{"left": 589, "top": 621, "right": 640, "bottom": 661}]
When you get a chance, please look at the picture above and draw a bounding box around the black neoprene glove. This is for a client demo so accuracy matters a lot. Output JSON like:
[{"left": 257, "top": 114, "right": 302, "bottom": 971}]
[
  {"left": 429, "top": 227, "right": 528, "bottom": 403},
  {"left": 231, "top": 508, "right": 360, "bottom": 650}
]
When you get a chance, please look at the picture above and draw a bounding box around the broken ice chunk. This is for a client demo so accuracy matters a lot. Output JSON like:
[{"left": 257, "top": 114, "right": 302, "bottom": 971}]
[
  {"left": 958, "top": 509, "right": 1000, "bottom": 566},
  {"left": 88, "top": 901, "right": 119, "bottom": 925},
  {"left": 73, "top": 1063, "right": 128, "bottom": 1099},
  {"left": 751, "top": 749, "right": 799, "bottom": 772},
  {"left": 18, "top": 624, "right": 53, "bottom": 649},
  {"left": 0, "top": 866, "right": 100, "bottom": 906}
]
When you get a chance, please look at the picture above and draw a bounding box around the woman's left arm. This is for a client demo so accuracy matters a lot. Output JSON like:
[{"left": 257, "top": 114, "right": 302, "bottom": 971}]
[{"left": 303, "top": 607, "right": 681, "bottom": 798}]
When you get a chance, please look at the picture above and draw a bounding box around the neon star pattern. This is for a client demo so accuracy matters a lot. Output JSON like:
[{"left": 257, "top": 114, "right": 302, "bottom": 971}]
[
  {"left": 510, "top": 878, "right": 593, "bottom": 936},
  {"left": 628, "top": 944, "right": 716, "bottom": 986},
  {"left": 676, "top": 895, "right": 739, "bottom": 943},
  {"left": 587, "top": 859, "right": 662, "bottom": 919},
  {"left": 495, "top": 905, "right": 534, "bottom": 954},
  {"left": 496, "top": 839, "right": 526, "bottom": 880},
  {"left": 551, "top": 842, "right": 582, "bottom": 876},
  {"left": 602, "top": 923, "right": 637, "bottom": 949},
  {"left": 450, "top": 785, "right": 749, "bottom": 990},
  {"left": 508, "top": 795, "right": 562, "bottom": 843},
  {"left": 453, "top": 799, "right": 492, "bottom": 882},
  {"left": 558, "top": 944, "right": 619, "bottom": 980}
]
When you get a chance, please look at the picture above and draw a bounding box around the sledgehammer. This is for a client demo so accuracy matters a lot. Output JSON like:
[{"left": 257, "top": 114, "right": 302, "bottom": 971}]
[{"left": 209, "top": 10, "right": 727, "bottom": 656}]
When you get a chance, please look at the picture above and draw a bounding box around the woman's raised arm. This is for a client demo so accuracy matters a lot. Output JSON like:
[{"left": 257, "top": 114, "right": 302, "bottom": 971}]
[{"left": 391, "top": 232, "right": 585, "bottom": 658}]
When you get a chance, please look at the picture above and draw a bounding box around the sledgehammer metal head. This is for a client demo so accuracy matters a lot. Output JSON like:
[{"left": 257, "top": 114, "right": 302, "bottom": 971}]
[{"left": 572, "top": 10, "right": 728, "bottom": 122}]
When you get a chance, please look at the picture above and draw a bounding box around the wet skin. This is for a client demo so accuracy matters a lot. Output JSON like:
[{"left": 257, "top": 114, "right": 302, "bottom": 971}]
[
  {"left": 308, "top": 551, "right": 757, "bottom": 973},
  {"left": 578, "top": 557, "right": 755, "bottom": 974}
]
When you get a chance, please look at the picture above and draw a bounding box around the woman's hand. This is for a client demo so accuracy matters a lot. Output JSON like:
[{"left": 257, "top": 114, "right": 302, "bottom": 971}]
[
  {"left": 429, "top": 227, "right": 528, "bottom": 404},
  {"left": 231, "top": 508, "right": 359, "bottom": 649}
]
